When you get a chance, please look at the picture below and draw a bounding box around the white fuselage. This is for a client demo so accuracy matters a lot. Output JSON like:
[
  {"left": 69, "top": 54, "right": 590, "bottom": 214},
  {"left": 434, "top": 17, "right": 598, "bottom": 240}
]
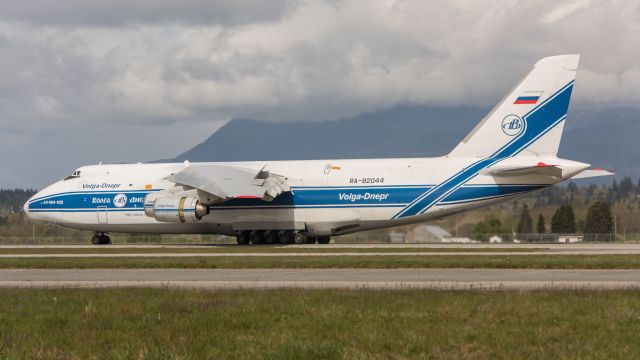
[{"left": 24, "top": 156, "right": 588, "bottom": 236}]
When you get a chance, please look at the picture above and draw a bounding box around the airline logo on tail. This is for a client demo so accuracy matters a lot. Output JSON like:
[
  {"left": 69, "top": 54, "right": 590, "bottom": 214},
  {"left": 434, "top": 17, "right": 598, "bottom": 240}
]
[{"left": 501, "top": 114, "right": 524, "bottom": 136}]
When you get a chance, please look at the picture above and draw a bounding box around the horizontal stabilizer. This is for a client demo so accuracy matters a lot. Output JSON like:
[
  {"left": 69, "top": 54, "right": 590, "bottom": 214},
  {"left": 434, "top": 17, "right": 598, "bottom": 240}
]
[
  {"left": 570, "top": 169, "right": 614, "bottom": 179},
  {"left": 480, "top": 162, "right": 562, "bottom": 178}
]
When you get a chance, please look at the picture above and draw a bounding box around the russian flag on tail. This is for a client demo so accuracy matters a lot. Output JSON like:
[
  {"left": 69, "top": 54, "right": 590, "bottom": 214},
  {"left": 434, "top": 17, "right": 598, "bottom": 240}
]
[{"left": 514, "top": 95, "right": 540, "bottom": 105}]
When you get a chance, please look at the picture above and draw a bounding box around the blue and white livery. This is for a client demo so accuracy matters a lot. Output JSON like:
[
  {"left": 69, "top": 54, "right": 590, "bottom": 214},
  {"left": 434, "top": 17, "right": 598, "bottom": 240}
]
[{"left": 24, "top": 55, "right": 611, "bottom": 244}]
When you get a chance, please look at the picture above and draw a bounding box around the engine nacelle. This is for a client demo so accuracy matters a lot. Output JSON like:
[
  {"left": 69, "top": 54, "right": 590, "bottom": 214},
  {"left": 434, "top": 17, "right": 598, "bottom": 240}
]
[{"left": 144, "top": 195, "right": 208, "bottom": 223}]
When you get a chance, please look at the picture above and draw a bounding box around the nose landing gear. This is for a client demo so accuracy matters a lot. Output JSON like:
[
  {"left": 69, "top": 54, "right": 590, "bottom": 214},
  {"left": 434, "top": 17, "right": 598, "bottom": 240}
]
[{"left": 91, "top": 233, "right": 112, "bottom": 245}]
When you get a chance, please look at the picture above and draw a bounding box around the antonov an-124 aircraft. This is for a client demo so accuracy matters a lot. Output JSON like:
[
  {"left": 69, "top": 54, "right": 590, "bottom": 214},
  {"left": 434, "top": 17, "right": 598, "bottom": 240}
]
[{"left": 24, "top": 54, "right": 611, "bottom": 245}]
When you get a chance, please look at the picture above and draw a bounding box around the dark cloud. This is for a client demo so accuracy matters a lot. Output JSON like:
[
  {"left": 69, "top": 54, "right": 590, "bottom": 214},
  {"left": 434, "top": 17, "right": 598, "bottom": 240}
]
[{"left": 0, "top": 0, "right": 294, "bottom": 27}]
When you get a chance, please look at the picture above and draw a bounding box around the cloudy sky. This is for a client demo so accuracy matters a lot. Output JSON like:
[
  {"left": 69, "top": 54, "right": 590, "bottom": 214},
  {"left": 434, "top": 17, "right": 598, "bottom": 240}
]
[{"left": 1, "top": 0, "right": 638, "bottom": 188}]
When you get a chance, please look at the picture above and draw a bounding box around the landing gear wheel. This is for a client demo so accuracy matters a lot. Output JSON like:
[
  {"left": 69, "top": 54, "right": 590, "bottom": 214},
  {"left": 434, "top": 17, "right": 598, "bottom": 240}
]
[
  {"left": 92, "top": 234, "right": 111, "bottom": 245},
  {"left": 277, "top": 231, "right": 293, "bottom": 244},
  {"left": 293, "top": 232, "right": 307, "bottom": 245},
  {"left": 236, "top": 232, "right": 250, "bottom": 245},
  {"left": 305, "top": 236, "right": 317, "bottom": 244},
  {"left": 264, "top": 231, "right": 278, "bottom": 245},
  {"left": 317, "top": 236, "right": 331, "bottom": 244},
  {"left": 250, "top": 231, "right": 265, "bottom": 245}
]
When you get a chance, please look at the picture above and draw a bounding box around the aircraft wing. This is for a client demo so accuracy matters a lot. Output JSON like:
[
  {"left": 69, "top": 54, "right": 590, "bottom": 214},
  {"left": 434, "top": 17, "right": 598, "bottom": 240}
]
[{"left": 166, "top": 164, "right": 290, "bottom": 204}]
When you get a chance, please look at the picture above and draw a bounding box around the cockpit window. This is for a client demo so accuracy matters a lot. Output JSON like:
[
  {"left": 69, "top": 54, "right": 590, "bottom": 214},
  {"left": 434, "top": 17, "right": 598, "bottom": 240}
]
[{"left": 63, "top": 170, "right": 81, "bottom": 181}]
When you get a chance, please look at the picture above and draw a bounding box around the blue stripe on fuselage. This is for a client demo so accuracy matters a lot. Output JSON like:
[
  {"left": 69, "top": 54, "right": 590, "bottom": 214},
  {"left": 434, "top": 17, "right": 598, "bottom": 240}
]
[
  {"left": 28, "top": 184, "right": 547, "bottom": 213},
  {"left": 214, "top": 186, "right": 432, "bottom": 208},
  {"left": 440, "top": 184, "right": 546, "bottom": 204},
  {"left": 391, "top": 158, "right": 501, "bottom": 218},
  {"left": 28, "top": 190, "right": 153, "bottom": 211},
  {"left": 28, "top": 189, "right": 161, "bottom": 204},
  {"left": 209, "top": 184, "right": 545, "bottom": 210}
]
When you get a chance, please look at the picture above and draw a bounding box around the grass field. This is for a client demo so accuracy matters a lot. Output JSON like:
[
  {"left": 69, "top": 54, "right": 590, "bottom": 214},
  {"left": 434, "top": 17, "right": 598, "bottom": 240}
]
[
  {"left": 0, "top": 246, "right": 544, "bottom": 254},
  {"left": 2, "top": 254, "right": 640, "bottom": 269},
  {"left": 1, "top": 288, "right": 639, "bottom": 359}
]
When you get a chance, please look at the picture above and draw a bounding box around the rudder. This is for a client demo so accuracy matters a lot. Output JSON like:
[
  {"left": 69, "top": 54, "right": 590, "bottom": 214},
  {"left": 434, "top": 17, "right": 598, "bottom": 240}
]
[{"left": 449, "top": 54, "right": 580, "bottom": 158}]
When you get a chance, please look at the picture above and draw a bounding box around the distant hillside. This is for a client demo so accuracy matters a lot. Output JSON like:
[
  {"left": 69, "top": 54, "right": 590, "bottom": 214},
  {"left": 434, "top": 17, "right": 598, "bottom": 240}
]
[
  {"left": 168, "top": 106, "right": 484, "bottom": 162},
  {"left": 164, "top": 105, "right": 636, "bottom": 179},
  {"left": 560, "top": 107, "right": 640, "bottom": 179}
]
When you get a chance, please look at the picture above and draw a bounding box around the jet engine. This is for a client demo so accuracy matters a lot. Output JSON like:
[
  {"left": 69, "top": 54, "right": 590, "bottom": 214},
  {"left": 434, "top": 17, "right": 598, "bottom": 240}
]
[{"left": 144, "top": 194, "right": 208, "bottom": 223}]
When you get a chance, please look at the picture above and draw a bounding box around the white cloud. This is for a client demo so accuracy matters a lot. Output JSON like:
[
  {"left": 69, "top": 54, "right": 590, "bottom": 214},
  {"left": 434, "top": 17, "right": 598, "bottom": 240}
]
[
  {"left": 2, "top": 0, "right": 639, "bottom": 125},
  {"left": 542, "top": 0, "right": 591, "bottom": 24},
  {"left": 0, "top": 0, "right": 639, "bottom": 187}
]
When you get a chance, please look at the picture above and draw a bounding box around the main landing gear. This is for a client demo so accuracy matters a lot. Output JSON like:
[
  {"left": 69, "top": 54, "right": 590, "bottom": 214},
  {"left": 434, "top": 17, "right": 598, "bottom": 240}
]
[
  {"left": 235, "top": 230, "right": 331, "bottom": 245},
  {"left": 91, "top": 233, "right": 112, "bottom": 245}
]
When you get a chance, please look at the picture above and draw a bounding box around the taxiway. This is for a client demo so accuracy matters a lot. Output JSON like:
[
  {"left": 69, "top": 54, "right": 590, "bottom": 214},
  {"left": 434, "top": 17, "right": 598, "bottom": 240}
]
[{"left": 2, "top": 268, "right": 640, "bottom": 290}]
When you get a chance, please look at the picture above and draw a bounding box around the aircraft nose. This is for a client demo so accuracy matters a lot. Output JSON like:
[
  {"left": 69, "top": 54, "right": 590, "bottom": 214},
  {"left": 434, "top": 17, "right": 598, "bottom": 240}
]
[{"left": 23, "top": 198, "right": 31, "bottom": 216}]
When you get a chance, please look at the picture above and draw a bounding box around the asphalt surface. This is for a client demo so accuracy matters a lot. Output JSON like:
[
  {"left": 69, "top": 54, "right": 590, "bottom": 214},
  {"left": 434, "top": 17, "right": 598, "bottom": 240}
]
[
  {"left": 2, "top": 242, "right": 640, "bottom": 256},
  {"left": 2, "top": 268, "right": 640, "bottom": 290},
  {"left": 2, "top": 243, "right": 638, "bottom": 250}
]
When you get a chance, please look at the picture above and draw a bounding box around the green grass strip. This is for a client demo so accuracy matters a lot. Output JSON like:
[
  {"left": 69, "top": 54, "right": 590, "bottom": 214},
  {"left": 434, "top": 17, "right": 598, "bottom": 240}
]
[
  {"left": 0, "top": 247, "right": 543, "bottom": 254},
  {"left": 1, "top": 288, "right": 640, "bottom": 359}
]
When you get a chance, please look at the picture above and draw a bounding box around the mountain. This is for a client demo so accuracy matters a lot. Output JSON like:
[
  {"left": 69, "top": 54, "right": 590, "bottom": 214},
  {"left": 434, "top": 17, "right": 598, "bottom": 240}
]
[
  {"left": 560, "top": 107, "right": 640, "bottom": 179},
  {"left": 165, "top": 105, "right": 637, "bottom": 179},
  {"left": 169, "top": 106, "right": 485, "bottom": 162}
]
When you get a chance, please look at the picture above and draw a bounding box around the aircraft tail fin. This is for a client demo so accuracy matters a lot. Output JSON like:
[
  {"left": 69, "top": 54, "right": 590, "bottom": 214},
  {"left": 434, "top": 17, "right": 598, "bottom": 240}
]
[{"left": 448, "top": 54, "right": 580, "bottom": 159}]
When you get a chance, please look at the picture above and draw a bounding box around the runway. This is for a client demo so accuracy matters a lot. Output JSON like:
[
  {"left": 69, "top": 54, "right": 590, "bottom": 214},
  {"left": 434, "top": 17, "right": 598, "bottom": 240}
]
[
  {"left": 2, "top": 268, "right": 640, "bottom": 290},
  {"left": 2, "top": 242, "right": 640, "bottom": 256}
]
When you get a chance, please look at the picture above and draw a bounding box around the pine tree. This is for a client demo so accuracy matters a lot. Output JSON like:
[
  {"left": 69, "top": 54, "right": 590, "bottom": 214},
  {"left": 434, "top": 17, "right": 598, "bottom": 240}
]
[
  {"left": 585, "top": 201, "right": 613, "bottom": 239},
  {"left": 551, "top": 206, "right": 563, "bottom": 233},
  {"left": 551, "top": 205, "right": 577, "bottom": 234},
  {"left": 611, "top": 180, "right": 619, "bottom": 202},
  {"left": 517, "top": 204, "right": 533, "bottom": 234},
  {"left": 537, "top": 214, "right": 546, "bottom": 233},
  {"left": 565, "top": 205, "right": 577, "bottom": 233},
  {"left": 619, "top": 176, "right": 634, "bottom": 198}
]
